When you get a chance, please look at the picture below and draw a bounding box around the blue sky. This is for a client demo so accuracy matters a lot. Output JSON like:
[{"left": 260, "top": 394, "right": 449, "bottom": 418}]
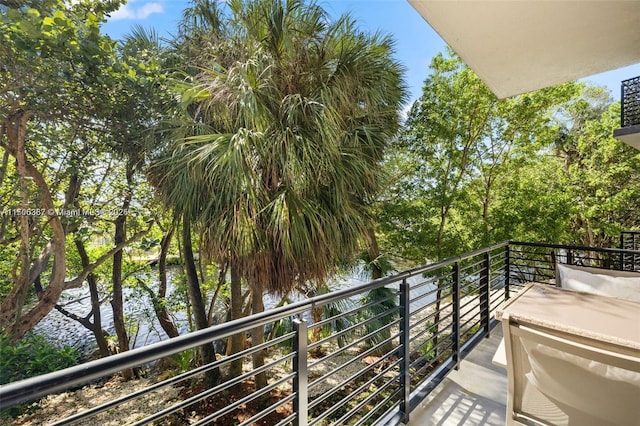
[{"left": 102, "top": 0, "right": 640, "bottom": 106}]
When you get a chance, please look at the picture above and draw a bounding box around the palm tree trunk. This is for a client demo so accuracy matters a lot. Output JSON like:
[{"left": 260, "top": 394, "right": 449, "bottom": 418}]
[
  {"left": 183, "top": 215, "right": 219, "bottom": 386},
  {"left": 251, "top": 287, "right": 268, "bottom": 399},
  {"left": 366, "top": 226, "right": 383, "bottom": 280},
  {"left": 229, "top": 262, "right": 244, "bottom": 378}
]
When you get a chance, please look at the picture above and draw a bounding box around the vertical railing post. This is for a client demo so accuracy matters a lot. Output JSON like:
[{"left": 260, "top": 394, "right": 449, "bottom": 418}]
[
  {"left": 452, "top": 262, "right": 460, "bottom": 370},
  {"left": 619, "top": 233, "right": 624, "bottom": 270},
  {"left": 399, "top": 279, "right": 411, "bottom": 424},
  {"left": 621, "top": 79, "right": 625, "bottom": 127},
  {"left": 505, "top": 244, "right": 510, "bottom": 301},
  {"left": 625, "top": 233, "right": 640, "bottom": 272},
  {"left": 293, "top": 318, "right": 308, "bottom": 426},
  {"left": 567, "top": 249, "right": 574, "bottom": 266},
  {"left": 481, "top": 252, "right": 491, "bottom": 338},
  {"left": 628, "top": 233, "right": 640, "bottom": 272}
]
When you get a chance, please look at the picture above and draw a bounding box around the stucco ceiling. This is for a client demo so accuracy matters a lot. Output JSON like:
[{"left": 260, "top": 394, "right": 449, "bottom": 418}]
[{"left": 408, "top": 0, "right": 640, "bottom": 98}]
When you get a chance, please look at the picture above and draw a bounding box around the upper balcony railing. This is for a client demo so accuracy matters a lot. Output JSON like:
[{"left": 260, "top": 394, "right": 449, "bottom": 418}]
[
  {"left": 0, "top": 241, "right": 638, "bottom": 425},
  {"left": 621, "top": 76, "right": 640, "bottom": 128},
  {"left": 621, "top": 231, "right": 640, "bottom": 272}
]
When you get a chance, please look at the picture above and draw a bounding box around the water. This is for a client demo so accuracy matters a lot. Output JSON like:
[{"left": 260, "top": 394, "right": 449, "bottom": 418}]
[
  {"left": 33, "top": 269, "right": 191, "bottom": 356},
  {"left": 34, "top": 265, "right": 438, "bottom": 358}
]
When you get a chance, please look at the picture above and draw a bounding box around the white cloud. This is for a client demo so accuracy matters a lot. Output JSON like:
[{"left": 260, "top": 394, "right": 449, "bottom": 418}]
[
  {"left": 110, "top": 2, "right": 164, "bottom": 21},
  {"left": 110, "top": 4, "right": 134, "bottom": 20},
  {"left": 138, "top": 3, "right": 164, "bottom": 19}
]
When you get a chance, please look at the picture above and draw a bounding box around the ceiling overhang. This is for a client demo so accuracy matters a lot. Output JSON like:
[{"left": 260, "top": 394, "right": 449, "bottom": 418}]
[{"left": 407, "top": 0, "right": 640, "bottom": 98}]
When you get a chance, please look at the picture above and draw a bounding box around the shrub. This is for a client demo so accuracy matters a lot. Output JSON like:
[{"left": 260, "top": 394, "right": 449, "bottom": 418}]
[{"left": 0, "top": 333, "right": 78, "bottom": 385}]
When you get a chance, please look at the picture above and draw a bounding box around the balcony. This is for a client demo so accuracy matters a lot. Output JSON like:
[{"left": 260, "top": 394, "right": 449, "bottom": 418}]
[
  {"left": 407, "top": 326, "right": 507, "bottom": 425},
  {"left": 614, "top": 76, "right": 640, "bottom": 150},
  {"left": 0, "top": 241, "right": 638, "bottom": 425}
]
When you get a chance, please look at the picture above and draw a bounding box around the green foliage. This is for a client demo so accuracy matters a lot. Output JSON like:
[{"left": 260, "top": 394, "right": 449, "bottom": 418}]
[
  {"left": 378, "top": 48, "right": 627, "bottom": 265},
  {"left": 359, "top": 287, "right": 398, "bottom": 351},
  {"left": 298, "top": 280, "right": 358, "bottom": 348},
  {"left": 169, "top": 348, "right": 200, "bottom": 373},
  {"left": 318, "top": 299, "right": 358, "bottom": 348},
  {"left": 0, "top": 243, "right": 18, "bottom": 298},
  {"left": 0, "top": 0, "right": 124, "bottom": 119},
  {"left": 0, "top": 334, "right": 78, "bottom": 385},
  {"left": 557, "top": 101, "right": 640, "bottom": 246},
  {"left": 151, "top": 0, "right": 407, "bottom": 296},
  {"left": 358, "top": 250, "right": 394, "bottom": 279},
  {"left": 0, "top": 0, "right": 170, "bottom": 341},
  {"left": 488, "top": 156, "right": 574, "bottom": 243},
  {"left": 418, "top": 322, "right": 438, "bottom": 360}
]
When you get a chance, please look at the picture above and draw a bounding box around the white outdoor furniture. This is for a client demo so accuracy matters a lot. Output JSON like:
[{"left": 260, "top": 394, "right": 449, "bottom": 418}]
[{"left": 497, "top": 284, "right": 640, "bottom": 426}]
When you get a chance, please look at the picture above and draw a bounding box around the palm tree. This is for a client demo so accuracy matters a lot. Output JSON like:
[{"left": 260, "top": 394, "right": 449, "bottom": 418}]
[{"left": 151, "top": 0, "right": 406, "bottom": 390}]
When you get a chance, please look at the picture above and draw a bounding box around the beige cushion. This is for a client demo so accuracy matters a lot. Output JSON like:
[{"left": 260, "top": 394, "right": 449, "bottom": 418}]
[
  {"left": 522, "top": 339, "right": 640, "bottom": 425},
  {"left": 556, "top": 264, "right": 640, "bottom": 302}
]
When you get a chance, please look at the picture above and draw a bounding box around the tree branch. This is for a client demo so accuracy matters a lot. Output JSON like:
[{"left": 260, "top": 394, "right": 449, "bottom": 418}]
[{"left": 63, "top": 222, "right": 154, "bottom": 289}]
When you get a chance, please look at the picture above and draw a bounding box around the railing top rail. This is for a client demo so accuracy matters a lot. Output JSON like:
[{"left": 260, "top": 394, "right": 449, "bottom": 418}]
[
  {"left": 621, "top": 75, "right": 640, "bottom": 85},
  {"left": 509, "top": 240, "right": 640, "bottom": 256},
  {"left": 621, "top": 76, "right": 640, "bottom": 127}
]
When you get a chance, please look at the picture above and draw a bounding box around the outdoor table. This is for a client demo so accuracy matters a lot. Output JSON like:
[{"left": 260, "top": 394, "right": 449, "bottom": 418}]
[
  {"left": 494, "top": 283, "right": 640, "bottom": 426},
  {"left": 496, "top": 283, "right": 640, "bottom": 355}
]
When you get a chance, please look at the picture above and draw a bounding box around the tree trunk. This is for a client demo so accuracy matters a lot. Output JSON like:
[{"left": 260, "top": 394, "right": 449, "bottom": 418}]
[
  {"left": 111, "top": 171, "right": 132, "bottom": 353},
  {"left": 251, "top": 287, "right": 268, "bottom": 398},
  {"left": 228, "top": 262, "right": 244, "bottom": 378},
  {"left": 0, "top": 111, "right": 66, "bottom": 340},
  {"left": 112, "top": 213, "right": 131, "bottom": 371},
  {"left": 432, "top": 281, "right": 442, "bottom": 359},
  {"left": 111, "top": 162, "right": 139, "bottom": 379},
  {"left": 482, "top": 177, "right": 492, "bottom": 244},
  {"left": 432, "top": 210, "right": 449, "bottom": 360},
  {"left": 183, "top": 215, "right": 219, "bottom": 386},
  {"left": 207, "top": 263, "right": 227, "bottom": 326},
  {"left": 366, "top": 226, "right": 383, "bottom": 279},
  {"left": 15, "top": 116, "right": 30, "bottom": 324},
  {"left": 365, "top": 228, "right": 394, "bottom": 355},
  {"left": 309, "top": 300, "right": 325, "bottom": 356},
  {"left": 156, "top": 226, "right": 179, "bottom": 338},
  {"left": 75, "top": 239, "right": 110, "bottom": 357}
]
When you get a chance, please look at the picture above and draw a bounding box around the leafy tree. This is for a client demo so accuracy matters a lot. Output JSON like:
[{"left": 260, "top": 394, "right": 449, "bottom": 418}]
[
  {"left": 151, "top": 0, "right": 406, "bottom": 389},
  {"left": 101, "top": 25, "right": 175, "bottom": 369},
  {"left": 0, "top": 0, "right": 132, "bottom": 340},
  {"left": 381, "top": 50, "right": 576, "bottom": 263},
  {"left": 0, "top": 2, "right": 167, "bottom": 366},
  {"left": 487, "top": 155, "right": 575, "bottom": 243},
  {"left": 397, "top": 51, "right": 496, "bottom": 260},
  {"left": 556, "top": 98, "right": 640, "bottom": 247}
]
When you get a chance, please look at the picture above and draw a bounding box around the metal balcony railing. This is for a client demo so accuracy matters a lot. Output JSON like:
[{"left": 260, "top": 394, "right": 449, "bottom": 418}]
[
  {"left": 510, "top": 240, "right": 640, "bottom": 282},
  {"left": 621, "top": 76, "right": 640, "bottom": 127},
  {"left": 0, "top": 241, "right": 638, "bottom": 425},
  {"left": 621, "top": 230, "right": 640, "bottom": 251},
  {"left": 621, "top": 231, "right": 640, "bottom": 272}
]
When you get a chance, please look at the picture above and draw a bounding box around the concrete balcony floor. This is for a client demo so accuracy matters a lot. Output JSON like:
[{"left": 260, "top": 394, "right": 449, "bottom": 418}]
[{"left": 406, "top": 327, "right": 507, "bottom": 426}]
